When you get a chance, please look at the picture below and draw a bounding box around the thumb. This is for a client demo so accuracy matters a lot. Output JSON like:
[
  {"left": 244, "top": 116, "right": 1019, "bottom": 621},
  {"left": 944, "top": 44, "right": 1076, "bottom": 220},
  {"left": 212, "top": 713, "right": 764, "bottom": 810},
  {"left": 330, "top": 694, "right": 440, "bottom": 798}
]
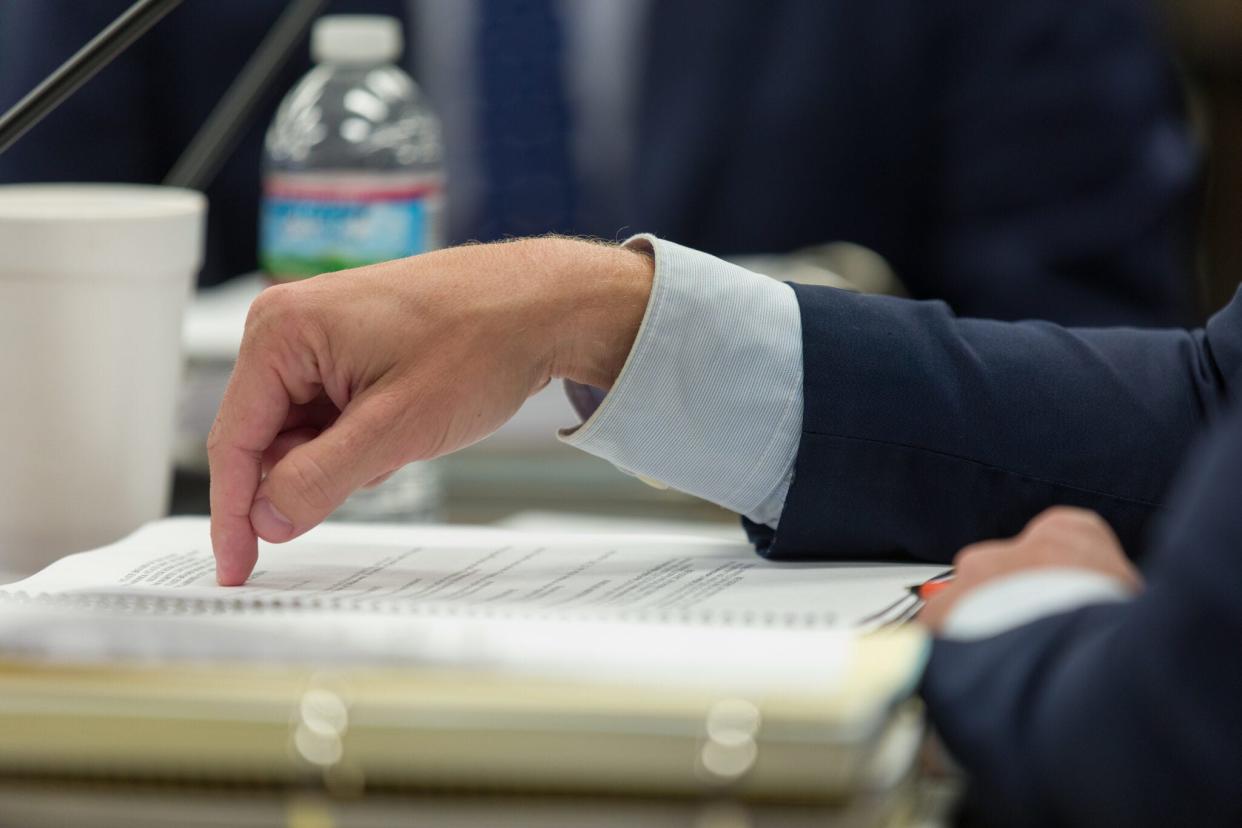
[{"left": 250, "top": 392, "right": 401, "bottom": 542}]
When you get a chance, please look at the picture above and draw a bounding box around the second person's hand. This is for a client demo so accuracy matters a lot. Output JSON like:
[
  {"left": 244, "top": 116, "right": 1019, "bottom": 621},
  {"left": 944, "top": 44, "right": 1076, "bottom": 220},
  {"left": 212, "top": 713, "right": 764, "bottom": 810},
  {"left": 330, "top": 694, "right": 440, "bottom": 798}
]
[
  {"left": 207, "top": 237, "right": 655, "bottom": 585},
  {"left": 918, "top": 506, "right": 1144, "bottom": 632}
]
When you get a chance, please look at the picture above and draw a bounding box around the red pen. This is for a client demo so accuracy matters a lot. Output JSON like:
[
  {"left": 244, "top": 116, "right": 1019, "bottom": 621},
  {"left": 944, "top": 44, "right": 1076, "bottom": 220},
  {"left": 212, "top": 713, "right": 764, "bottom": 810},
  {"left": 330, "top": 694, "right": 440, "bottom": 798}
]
[
  {"left": 918, "top": 578, "right": 954, "bottom": 600},
  {"left": 909, "top": 571, "right": 955, "bottom": 601}
]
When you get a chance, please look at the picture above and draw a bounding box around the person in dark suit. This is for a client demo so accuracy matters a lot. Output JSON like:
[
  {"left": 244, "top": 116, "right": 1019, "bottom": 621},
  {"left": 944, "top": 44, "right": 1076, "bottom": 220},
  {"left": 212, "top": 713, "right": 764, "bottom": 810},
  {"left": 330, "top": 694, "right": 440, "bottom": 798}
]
[
  {"left": 200, "top": 230, "right": 1241, "bottom": 823},
  {"left": 0, "top": 0, "right": 1198, "bottom": 326},
  {"left": 918, "top": 417, "right": 1242, "bottom": 826},
  {"left": 747, "top": 262, "right": 1242, "bottom": 825}
]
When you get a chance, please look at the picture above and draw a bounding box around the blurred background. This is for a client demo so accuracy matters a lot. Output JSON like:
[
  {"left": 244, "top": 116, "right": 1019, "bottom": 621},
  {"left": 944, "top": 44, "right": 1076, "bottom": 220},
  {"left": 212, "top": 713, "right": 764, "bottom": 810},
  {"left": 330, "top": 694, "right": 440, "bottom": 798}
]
[
  {"left": 1169, "top": 0, "right": 1242, "bottom": 312},
  {"left": 1, "top": 0, "right": 1239, "bottom": 532}
]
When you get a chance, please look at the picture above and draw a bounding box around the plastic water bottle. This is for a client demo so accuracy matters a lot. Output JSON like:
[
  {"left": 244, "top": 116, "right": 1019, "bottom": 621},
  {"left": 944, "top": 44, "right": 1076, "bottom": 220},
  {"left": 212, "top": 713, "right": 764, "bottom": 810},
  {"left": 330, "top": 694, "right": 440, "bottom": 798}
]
[
  {"left": 260, "top": 14, "right": 444, "bottom": 523},
  {"left": 261, "top": 15, "right": 443, "bottom": 278}
]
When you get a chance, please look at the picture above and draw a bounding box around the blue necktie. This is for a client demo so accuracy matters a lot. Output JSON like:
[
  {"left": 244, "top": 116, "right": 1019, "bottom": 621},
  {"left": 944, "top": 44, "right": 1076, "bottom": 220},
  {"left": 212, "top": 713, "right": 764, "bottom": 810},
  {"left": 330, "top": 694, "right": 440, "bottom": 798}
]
[{"left": 476, "top": 0, "right": 576, "bottom": 240}]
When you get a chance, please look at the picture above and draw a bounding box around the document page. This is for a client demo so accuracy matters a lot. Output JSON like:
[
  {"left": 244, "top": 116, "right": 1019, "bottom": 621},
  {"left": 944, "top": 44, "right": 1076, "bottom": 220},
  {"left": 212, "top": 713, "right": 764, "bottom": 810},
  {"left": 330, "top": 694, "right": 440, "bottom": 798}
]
[{"left": 1, "top": 518, "right": 944, "bottom": 629}]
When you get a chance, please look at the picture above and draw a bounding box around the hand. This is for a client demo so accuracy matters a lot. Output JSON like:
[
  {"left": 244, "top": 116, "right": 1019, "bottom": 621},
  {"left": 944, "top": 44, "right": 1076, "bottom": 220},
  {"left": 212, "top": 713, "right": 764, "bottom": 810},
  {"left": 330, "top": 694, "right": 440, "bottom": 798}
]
[
  {"left": 918, "top": 506, "right": 1143, "bottom": 632},
  {"left": 207, "top": 237, "right": 654, "bottom": 585}
]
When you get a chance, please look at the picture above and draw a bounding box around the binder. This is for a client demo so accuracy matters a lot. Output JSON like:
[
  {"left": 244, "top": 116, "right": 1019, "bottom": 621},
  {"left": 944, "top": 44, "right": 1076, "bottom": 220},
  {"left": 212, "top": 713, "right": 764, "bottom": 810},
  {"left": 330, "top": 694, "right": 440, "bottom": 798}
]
[{"left": 0, "top": 627, "right": 925, "bottom": 802}]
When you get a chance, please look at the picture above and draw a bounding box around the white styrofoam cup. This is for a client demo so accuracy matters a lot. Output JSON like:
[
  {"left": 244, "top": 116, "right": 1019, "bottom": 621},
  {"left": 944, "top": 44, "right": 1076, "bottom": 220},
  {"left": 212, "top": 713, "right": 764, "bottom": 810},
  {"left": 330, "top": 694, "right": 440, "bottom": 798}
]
[{"left": 0, "top": 184, "right": 206, "bottom": 574}]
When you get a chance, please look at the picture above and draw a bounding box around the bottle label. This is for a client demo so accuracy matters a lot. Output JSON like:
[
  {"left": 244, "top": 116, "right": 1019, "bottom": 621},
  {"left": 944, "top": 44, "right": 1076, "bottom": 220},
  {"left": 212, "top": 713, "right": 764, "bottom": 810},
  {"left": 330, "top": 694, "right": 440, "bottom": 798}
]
[{"left": 260, "top": 173, "right": 443, "bottom": 281}]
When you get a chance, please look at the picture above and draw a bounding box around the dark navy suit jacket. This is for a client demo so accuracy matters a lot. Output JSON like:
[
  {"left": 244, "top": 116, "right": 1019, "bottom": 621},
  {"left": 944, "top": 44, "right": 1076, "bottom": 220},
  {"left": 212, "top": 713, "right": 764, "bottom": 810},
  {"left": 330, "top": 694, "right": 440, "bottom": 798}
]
[
  {"left": 0, "top": 0, "right": 1198, "bottom": 326},
  {"left": 924, "top": 415, "right": 1242, "bottom": 826},
  {"left": 754, "top": 285, "right": 1242, "bottom": 823}
]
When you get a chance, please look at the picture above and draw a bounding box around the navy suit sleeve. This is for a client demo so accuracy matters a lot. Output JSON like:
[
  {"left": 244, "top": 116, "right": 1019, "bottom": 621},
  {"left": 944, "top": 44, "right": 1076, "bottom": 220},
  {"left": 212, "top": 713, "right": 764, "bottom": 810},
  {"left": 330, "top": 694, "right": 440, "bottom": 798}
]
[
  {"left": 756, "top": 285, "right": 1242, "bottom": 564},
  {"left": 920, "top": 404, "right": 1242, "bottom": 827}
]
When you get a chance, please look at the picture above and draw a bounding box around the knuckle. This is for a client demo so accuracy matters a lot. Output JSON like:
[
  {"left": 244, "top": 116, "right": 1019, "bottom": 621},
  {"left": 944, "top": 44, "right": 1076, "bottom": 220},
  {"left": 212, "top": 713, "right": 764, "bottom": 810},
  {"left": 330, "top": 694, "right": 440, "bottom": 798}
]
[
  {"left": 205, "top": 421, "right": 224, "bottom": 455},
  {"left": 1044, "top": 505, "right": 1096, "bottom": 524},
  {"left": 953, "top": 544, "right": 986, "bottom": 571},
  {"left": 1077, "top": 510, "right": 1111, "bottom": 531},
  {"left": 1027, "top": 506, "right": 1087, "bottom": 535},
  {"left": 280, "top": 453, "right": 339, "bottom": 516},
  {"left": 953, "top": 539, "right": 1010, "bottom": 577},
  {"left": 245, "top": 283, "right": 313, "bottom": 339},
  {"left": 1034, "top": 506, "right": 1112, "bottom": 540},
  {"left": 244, "top": 285, "right": 279, "bottom": 328}
]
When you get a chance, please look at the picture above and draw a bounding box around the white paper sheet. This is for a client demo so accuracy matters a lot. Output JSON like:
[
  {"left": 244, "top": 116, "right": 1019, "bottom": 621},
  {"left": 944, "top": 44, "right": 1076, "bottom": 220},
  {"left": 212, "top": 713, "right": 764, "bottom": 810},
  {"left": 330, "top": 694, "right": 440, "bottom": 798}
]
[{"left": 1, "top": 518, "right": 945, "bottom": 630}]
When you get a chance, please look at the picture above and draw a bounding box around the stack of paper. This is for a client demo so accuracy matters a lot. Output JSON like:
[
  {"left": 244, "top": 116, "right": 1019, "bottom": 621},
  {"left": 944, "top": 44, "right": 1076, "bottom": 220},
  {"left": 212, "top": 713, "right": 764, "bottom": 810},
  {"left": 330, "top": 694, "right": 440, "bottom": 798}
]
[{"left": 0, "top": 519, "right": 938, "bottom": 825}]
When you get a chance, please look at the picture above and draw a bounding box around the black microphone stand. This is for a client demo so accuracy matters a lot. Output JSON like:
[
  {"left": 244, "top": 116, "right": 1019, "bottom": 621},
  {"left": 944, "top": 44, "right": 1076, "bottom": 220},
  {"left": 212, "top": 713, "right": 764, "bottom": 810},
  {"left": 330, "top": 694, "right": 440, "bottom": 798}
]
[
  {"left": 0, "top": 0, "right": 327, "bottom": 196},
  {"left": 0, "top": 0, "right": 185, "bottom": 157}
]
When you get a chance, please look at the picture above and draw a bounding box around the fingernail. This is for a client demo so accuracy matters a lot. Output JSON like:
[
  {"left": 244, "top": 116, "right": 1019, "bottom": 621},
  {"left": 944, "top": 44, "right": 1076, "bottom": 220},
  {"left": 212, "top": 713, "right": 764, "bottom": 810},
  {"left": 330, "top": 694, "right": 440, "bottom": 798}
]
[{"left": 251, "top": 498, "right": 294, "bottom": 541}]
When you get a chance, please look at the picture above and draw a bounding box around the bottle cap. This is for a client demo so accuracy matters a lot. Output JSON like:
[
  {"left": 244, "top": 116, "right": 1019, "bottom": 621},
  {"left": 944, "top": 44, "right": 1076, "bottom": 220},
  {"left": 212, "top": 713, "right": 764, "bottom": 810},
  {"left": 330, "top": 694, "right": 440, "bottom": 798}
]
[{"left": 312, "top": 15, "right": 402, "bottom": 64}]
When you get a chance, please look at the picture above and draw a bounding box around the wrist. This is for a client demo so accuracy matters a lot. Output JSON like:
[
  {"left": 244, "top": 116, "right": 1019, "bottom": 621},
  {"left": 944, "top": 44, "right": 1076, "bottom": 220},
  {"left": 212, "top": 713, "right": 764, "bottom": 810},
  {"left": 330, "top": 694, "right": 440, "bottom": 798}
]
[{"left": 547, "top": 237, "right": 655, "bottom": 389}]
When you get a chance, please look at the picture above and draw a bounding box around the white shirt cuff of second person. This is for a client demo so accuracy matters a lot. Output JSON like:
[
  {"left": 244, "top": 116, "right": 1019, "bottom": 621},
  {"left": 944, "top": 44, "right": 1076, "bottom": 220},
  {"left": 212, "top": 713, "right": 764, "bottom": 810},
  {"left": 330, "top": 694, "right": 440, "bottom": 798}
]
[
  {"left": 941, "top": 568, "right": 1134, "bottom": 641},
  {"left": 558, "top": 234, "right": 804, "bottom": 529}
]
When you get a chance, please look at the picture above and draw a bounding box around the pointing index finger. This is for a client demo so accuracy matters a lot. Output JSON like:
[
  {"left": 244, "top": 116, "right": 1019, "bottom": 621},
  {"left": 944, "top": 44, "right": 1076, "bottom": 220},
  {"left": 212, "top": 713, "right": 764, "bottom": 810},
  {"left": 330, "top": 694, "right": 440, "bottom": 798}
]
[{"left": 208, "top": 347, "right": 294, "bottom": 586}]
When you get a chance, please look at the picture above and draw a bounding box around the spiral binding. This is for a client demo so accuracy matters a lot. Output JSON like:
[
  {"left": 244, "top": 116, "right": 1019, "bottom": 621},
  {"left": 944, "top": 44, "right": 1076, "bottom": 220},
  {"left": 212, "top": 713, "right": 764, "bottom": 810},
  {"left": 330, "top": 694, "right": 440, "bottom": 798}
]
[{"left": 0, "top": 589, "right": 837, "bottom": 629}]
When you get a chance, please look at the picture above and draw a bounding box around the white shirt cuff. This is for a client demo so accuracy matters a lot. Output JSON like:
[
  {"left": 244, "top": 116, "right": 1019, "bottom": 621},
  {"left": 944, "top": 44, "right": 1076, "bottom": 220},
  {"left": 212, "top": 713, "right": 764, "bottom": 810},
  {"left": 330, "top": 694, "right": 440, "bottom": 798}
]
[
  {"left": 558, "top": 235, "right": 803, "bottom": 527},
  {"left": 941, "top": 568, "right": 1133, "bottom": 641}
]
